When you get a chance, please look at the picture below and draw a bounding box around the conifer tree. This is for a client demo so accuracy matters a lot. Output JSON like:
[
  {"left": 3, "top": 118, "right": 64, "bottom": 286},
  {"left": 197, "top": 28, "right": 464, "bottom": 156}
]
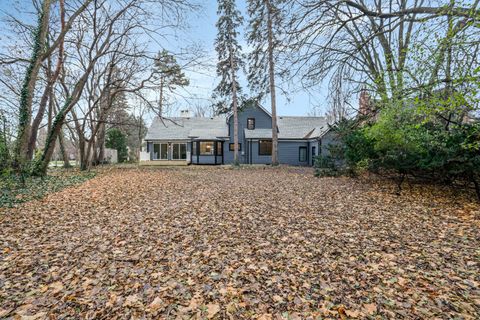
[
  {"left": 247, "top": 0, "right": 283, "bottom": 165},
  {"left": 153, "top": 50, "right": 189, "bottom": 116},
  {"left": 213, "top": 0, "right": 244, "bottom": 165}
]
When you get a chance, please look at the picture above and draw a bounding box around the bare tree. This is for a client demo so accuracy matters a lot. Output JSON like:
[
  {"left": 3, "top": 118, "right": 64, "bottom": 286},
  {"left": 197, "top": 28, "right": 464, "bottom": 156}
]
[
  {"left": 285, "top": 0, "right": 480, "bottom": 112},
  {"left": 13, "top": 0, "right": 94, "bottom": 171},
  {"left": 32, "top": 0, "right": 192, "bottom": 175}
]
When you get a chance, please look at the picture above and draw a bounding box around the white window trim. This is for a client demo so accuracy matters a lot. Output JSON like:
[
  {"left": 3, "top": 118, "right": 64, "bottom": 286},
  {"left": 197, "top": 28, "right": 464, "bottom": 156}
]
[
  {"left": 171, "top": 143, "right": 187, "bottom": 160},
  {"left": 152, "top": 143, "right": 168, "bottom": 160}
]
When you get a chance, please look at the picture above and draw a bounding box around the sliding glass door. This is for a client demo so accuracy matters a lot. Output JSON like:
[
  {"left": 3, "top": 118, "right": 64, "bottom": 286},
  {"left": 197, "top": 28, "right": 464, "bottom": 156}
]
[
  {"left": 153, "top": 143, "right": 168, "bottom": 160},
  {"left": 172, "top": 143, "right": 187, "bottom": 160}
]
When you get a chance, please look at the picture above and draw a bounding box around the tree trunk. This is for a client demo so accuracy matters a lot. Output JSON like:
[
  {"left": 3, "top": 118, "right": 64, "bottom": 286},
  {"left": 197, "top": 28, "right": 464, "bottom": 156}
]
[
  {"left": 27, "top": 0, "right": 65, "bottom": 160},
  {"left": 97, "top": 122, "right": 106, "bottom": 164},
  {"left": 230, "top": 48, "right": 239, "bottom": 165},
  {"left": 159, "top": 77, "right": 164, "bottom": 116},
  {"left": 14, "top": 0, "right": 52, "bottom": 170},
  {"left": 266, "top": 0, "right": 278, "bottom": 165},
  {"left": 78, "top": 136, "right": 87, "bottom": 171},
  {"left": 58, "top": 131, "right": 71, "bottom": 168}
]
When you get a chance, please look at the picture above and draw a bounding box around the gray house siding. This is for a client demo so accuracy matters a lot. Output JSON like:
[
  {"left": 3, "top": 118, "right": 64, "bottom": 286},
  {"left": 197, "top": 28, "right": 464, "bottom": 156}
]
[
  {"left": 225, "top": 105, "right": 272, "bottom": 164},
  {"left": 241, "top": 140, "right": 311, "bottom": 166},
  {"left": 278, "top": 140, "right": 310, "bottom": 166},
  {"left": 320, "top": 130, "right": 340, "bottom": 157}
]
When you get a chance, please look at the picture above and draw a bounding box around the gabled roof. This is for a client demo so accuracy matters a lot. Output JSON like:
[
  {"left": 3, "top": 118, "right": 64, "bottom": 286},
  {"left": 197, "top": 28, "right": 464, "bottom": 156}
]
[
  {"left": 277, "top": 116, "right": 328, "bottom": 139},
  {"left": 145, "top": 115, "right": 329, "bottom": 141},
  {"left": 144, "top": 116, "right": 228, "bottom": 140},
  {"left": 226, "top": 101, "right": 272, "bottom": 124},
  {"left": 243, "top": 116, "right": 328, "bottom": 139}
]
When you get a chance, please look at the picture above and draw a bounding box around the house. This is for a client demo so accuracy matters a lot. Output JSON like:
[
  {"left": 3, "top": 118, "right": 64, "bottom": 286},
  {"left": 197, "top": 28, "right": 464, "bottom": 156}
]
[{"left": 140, "top": 103, "right": 337, "bottom": 166}]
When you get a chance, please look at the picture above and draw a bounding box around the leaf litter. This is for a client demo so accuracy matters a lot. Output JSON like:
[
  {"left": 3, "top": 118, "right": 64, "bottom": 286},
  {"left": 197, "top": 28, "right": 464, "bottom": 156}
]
[{"left": 0, "top": 166, "right": 479, "bottom": 319}]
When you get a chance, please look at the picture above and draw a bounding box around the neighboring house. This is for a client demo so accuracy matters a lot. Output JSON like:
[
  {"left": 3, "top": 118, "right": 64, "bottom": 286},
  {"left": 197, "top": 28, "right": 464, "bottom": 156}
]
[{"left": 141, "top": 103, "right": 337, "bottom": 166}]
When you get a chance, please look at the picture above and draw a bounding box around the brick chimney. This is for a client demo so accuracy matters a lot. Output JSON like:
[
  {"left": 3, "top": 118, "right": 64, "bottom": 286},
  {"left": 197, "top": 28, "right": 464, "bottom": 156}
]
[
  {"left": 359, "top": 88, "right": 371, "bottom": 116},
  {"left": 180, "top": 109, "right": 190, "bottom": 118}
]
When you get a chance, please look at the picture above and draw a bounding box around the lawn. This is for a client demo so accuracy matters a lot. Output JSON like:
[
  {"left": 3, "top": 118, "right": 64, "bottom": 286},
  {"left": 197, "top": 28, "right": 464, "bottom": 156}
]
[{"left": 0, "top": 167, "right": 479, "bottom": 319}]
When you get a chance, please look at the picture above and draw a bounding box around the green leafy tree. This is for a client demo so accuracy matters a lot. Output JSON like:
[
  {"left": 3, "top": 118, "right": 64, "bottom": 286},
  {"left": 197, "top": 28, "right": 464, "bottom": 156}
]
[
  {"left": 246, "top": 0, "right": 284, "bottom": 165},
  {"left": 213, "top": 0, "right": 244, "bottom": 164},
  {"left": 106, "top": 128, "right": 128, "bottom": 163},
  {"left": 153, "top": 50, "right": 190, "bottom": 116}
]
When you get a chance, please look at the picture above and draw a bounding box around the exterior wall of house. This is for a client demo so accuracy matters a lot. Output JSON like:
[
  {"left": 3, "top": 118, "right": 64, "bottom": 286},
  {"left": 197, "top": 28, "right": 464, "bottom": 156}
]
[
  {"left": 278, "top": 140, "right": 310, "bottom": 166},
  {"left": 189, "top": 141, "right": 225, "bottom": 165},
  {"left": 191, "top": 155, "right": 221, "bottom": 165},
  {"left": 145, "top": 140, "right": 191, "bottom": 163},
  {"left": 310, "top": 140, "right": 320, "bottom": 166},
  {"left": 224, "top": 104, "right": 272, "bottom": 164},
  {"left": 319, "top": 131, "right": 340, "bottom": 157},
  {"left": 243, "top": 140, "right": 311, "bottom": 166}
]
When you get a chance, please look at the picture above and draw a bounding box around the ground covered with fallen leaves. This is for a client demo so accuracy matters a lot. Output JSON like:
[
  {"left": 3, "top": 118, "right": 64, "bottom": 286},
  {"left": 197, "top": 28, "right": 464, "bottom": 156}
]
[{"left": 1, "top": 166, "right": 479, "bottom": 319}]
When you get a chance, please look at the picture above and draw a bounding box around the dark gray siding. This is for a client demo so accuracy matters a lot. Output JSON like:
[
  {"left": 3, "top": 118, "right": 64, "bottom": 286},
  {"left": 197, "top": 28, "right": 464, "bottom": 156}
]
[
  {"left": 278, "top": 140, "right": 310, "bottom": 166},
  {"left": 320, "top": 131, "right": 340, "bottom": 157},
  {"left": 241, "top": 140, "right": 310, "bottom": 166},
  {"left": 224, "top": 104, "right": 272, "bottom": 164}
]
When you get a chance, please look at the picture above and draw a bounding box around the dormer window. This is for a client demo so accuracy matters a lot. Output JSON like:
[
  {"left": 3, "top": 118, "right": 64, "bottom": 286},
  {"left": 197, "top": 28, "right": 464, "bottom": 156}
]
[{"left": 247, "top": 118, "right": 255, "bottom": 130}]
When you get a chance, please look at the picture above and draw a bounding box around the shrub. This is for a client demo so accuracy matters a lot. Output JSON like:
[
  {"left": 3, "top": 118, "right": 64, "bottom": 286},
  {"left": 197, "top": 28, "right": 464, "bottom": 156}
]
[
  {"left": 314, "top": 155, "right": 340, "bottom": 177},
  {"left": 106, "top": 128, "right": 128, "bottom": 163},
  {"left": 328, "top": 103, "right": 480, "bottom": 199}
]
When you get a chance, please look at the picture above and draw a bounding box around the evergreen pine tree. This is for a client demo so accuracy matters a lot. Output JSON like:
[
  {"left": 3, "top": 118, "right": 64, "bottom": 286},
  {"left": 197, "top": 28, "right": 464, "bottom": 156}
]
[
  {"left": 153, "top": 50, "right": 189, "bottom": 116},
  {"left": 213, "top": 0, "right": 244, "bottom": 165},
  {"left": 246, "top": 0, "right": 284, "bottom": 165}
]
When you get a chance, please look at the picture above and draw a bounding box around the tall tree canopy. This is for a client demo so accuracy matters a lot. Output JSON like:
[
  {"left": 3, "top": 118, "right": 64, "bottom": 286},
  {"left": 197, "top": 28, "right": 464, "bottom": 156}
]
[
  {"left": 213, "top": 0, "right": 244, "bottom": 164},
  {"left": 247, "top": 0, "right": 284, "bottom": 165},
  {"left": 152, "top": 50, "right": 189, "bottom": 116}
]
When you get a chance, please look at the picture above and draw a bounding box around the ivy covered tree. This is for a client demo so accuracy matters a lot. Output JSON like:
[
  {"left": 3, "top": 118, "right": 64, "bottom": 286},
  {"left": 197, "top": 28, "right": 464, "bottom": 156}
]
[
  {"left": 213, "top": 0, "right": 244, "bottom": 165},
  {"left": 153, "top": 50, "right": 189, "bottom": 116},
  {"left": 246, "top": 0, "right": 284, "bottom": 165},
  {"left": 13, "top": 0, "right": 52, "bottom": 171}
]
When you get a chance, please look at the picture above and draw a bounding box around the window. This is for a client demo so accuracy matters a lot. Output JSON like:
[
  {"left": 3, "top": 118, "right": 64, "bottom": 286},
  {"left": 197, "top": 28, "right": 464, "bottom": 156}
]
[
  {"left": 153, "top": 143, "right": 168, "bottom": 160},
  {"left": 229, "top": 143, "right": 241, "bottom": 151},
  {"left": 172, "top": 143, "right": 187, "bottom": 160},
  {"left": 258, "top": 140, "right": 272, "bottom": 156},
  {"left": 299, "top": 146, "right": 307, "bottom": 162},
  {"left": 200, "top": 141, "right": 214, "bottom": 155},
  {"left": 216, "top": 141, "right": 223, "bottom": 156},
  {"left": 247, "top": 118, "right": 255, "bottom": 130}
]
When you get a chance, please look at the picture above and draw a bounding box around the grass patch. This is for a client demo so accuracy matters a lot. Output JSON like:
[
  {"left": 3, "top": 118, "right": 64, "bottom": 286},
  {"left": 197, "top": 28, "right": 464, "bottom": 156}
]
[{"left": 0, "top": 170, "right": 96, "bottom": 208}]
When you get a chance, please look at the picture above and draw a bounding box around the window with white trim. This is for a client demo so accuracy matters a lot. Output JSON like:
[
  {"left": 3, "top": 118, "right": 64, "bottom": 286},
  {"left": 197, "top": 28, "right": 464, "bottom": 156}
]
[
  {"left": 153, "top": 143, "right": 168, "bottom": 160},
  {"left": 172, "top": 143, "right": 187, "bottom": 160}
]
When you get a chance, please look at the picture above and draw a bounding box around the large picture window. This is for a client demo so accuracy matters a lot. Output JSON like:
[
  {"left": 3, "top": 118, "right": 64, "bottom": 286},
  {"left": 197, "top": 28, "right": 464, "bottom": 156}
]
[
  {"left": 172, "top": 143, "right": 187, "bottom": 160},
  {"left": 299, "top": 146, "right": 307, "bottom": 162},
  {"left": 258, "top": 140, "right": 272, "bottom": 156},
  {"left": 200, "top": 141, "right": 215, "bottom": 155},
  {"left": 153, "top": 143, "right": 168, "bottom": 160},
  {"left": 229, "top": 143, "right": 241, "bottom": 151}
]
